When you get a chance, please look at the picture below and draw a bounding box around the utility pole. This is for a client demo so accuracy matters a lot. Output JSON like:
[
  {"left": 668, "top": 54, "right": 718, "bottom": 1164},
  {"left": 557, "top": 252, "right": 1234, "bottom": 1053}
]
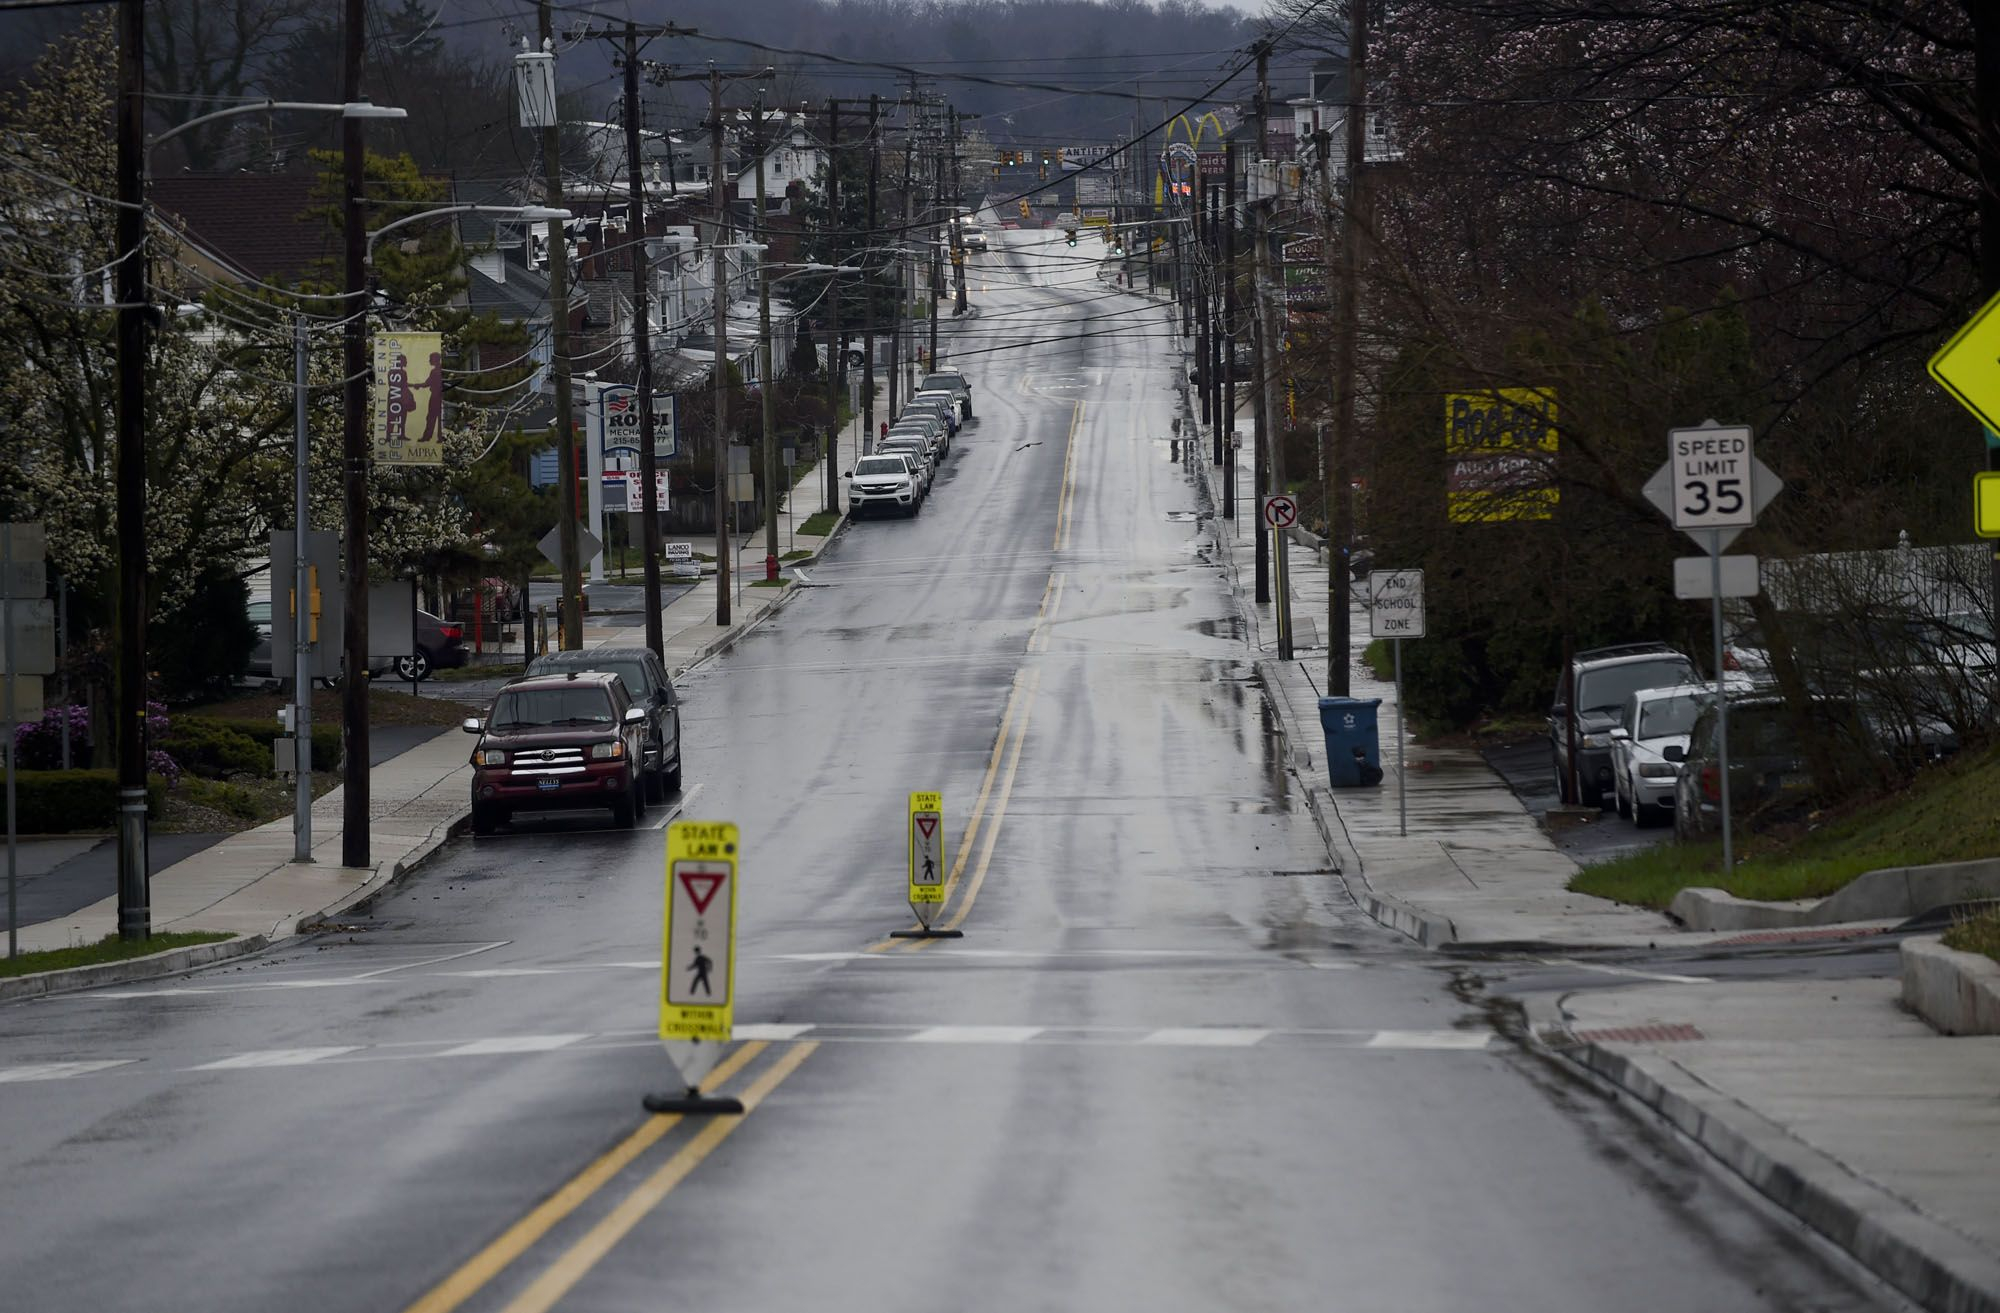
[
  {"left": 340, "top": 0, "right": 371, "bottom": 867},
  {"left": 1251, "top": 42, "right": 1271, "bottom": 606},
  {"left": 623, "top": 21, "right": 666, "bottom": 657},
  {"left": 1328, "top": 2, "right": 1368, "bottom": 698},
  {"left": 1194, "top": 166, "right": 1210, "bottom": 434},
  {"left": 1977, "top": 9, "right": 2000, "bottom": 679},
  {"left": 927, "top": 98, "right": 942, "bottom": 371},
  {"left": 824, "top": 98, "right": 841, "bottom": 512},
  {"left": 537, "top": 0, "right": 582, "bottom": 652},
  {"left": 711, "top": 68, "right": 732, "bottom": 625},
  {"left": 755, "top": 97, "right": 781, "bottom": 583},
  {"left": 864, "top": 94, "right": 880, "bottom": 453},
  {"left": 1208, "top": 175, "right": 1223, "bottom": 465},
  {"left": 950, "top": 109, "right": 967, "bottom": 316},
  {"left": 114, "top": 0, "right": 148, "bottom": 938},
  {"left": 1222, "top": 140, "right": 1237, "bottom": 521}
]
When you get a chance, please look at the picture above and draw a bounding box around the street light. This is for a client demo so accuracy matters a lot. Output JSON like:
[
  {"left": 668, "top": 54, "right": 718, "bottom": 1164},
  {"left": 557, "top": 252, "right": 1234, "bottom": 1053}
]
[
  {"left": 151, "top": 100, "right": 407, "bottom": 152},
  {"left": 365, "top": 204, "right": 570, "bottom": 260},
  {"left": 108, "top": 94, "right": 409, "bottom": 939}
]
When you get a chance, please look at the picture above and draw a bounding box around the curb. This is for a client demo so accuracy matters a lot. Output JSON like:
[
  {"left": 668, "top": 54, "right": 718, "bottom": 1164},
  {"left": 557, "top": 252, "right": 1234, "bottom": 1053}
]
[
  {"left": 1672, "top": 859, "right": 2000, "bottom": 932},
  {"left": 1555, "top": 1033, "right": 2000, "bottom": 1313},
  {"left": 0, "top": 931, "right": 271, "bottom": 1003},
  {"left": 1901, "top": 935, "right": 2000, "bottom": 1035},
  {"left": 670, "top": 510, "right": 849, "bottom": 679}
]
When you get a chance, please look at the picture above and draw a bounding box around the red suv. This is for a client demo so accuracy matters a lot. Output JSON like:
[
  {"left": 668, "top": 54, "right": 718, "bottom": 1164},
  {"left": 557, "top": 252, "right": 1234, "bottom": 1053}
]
[{"left": 463, "top": 671, "right": 649, "bottom": 833}]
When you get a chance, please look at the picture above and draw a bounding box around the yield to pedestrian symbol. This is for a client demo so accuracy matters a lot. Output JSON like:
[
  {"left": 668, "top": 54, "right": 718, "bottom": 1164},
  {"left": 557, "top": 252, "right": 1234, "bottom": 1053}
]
[
  {"left": 661, "top": 823, "right": 736, "bottom": 1043},
  {"left": 908, "top": 791, "right": 947, "bottom": 914}
]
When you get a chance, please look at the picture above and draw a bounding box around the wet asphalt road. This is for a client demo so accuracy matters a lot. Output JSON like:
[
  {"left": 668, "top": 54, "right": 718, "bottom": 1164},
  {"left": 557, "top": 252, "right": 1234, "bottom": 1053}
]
[{"left": 0, "top": 232, "right": 1893, "bottom": 1312}]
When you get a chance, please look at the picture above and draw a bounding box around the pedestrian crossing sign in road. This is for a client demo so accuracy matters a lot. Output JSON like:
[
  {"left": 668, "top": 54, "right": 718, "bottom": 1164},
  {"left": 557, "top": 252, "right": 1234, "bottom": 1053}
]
[
  {"left": 908, "top": 791, "right": 946, "bottom": 913},
  {"left": 661, "top": 821, "right": 737, "bottom": 1044}
]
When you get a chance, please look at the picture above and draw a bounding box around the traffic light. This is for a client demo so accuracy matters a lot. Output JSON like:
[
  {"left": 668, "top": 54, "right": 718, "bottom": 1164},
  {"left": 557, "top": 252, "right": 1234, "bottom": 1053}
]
[{"left": 1064, "top": 225, "right": 1077, "bottom": 247}]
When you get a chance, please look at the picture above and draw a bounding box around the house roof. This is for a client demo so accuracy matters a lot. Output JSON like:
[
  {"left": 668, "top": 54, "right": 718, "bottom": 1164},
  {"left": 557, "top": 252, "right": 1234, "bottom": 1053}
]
[{"left": 151, "top": 173, "right": 332, "bottom": 284}]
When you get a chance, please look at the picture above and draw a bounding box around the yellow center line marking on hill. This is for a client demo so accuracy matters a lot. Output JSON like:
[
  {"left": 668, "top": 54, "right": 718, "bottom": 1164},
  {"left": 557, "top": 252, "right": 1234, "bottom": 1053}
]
[
  {"left": 1028, "top": 572, "right": 1066, "bottom": 654},
  {"left": 1052, "top": 400, "right": 1084, "bottom": 552},
  {"left": 398, "top": 1041, "right": 768, "bottom": 1313},
  {"left": 495, "top": 1042, "right": 819, "bottom": 1313},
  {"left": 910, "top": 666, "right": 1040, "bottom": 948},
  {"left": 864, "top": 669, "right": 1030, "bottom": 952}
]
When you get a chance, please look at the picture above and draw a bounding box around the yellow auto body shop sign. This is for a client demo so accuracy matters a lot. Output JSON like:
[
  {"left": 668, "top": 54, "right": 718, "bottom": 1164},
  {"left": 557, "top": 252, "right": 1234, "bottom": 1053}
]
[{"left": 660, "top": 821, "right": 737, "bottom": 1043}]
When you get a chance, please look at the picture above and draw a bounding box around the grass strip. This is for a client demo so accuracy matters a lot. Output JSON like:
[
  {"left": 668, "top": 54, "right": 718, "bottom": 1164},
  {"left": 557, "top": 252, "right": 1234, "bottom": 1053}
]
[
  {"left": 0, "top": 931, "right": 233, "bottom": 978},
  {"left": 1571, "top": 740, "right": 2000, "bottom": 909},
  {"left": 1941, "top": 906, "right": 2000, "bottom": 963},
  {"left": 797, "top": 511, "right": 840, "bottom": 537}
]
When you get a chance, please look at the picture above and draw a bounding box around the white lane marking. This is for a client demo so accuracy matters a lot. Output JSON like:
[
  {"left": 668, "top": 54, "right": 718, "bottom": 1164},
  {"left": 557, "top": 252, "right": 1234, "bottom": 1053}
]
[
  {"left": 1138, "top": 1028, "right": 1270, "bottom": 1047},
  {"left": 1365, "top": 1031, "right": 1492, "bottom": 1050},
  {"left": 731, "top": 1023, "right": 816, "bottom": 1041},
  {"left": 190, "top": 1047, "right": 364, "bottom": 1070},
  {"left": 1535, "top": 958, "right": 1713, "bottom": 985},
  {"left": 766, "top": 952, "right": 870, "bottom": 963},
  {"left": 0, "top": 1060, "right": 136, "bottom": 1082},
  {"left": 347, "top": 942, "right": 509, "bottom": 980},
  {"left": 441, "top": 968, "right": 567, "bottom": 978},
  {"left": 906, "top": 1025, "right": 1043, "bottom": 1044},
  {"left": 439, "top": 1034, "right": 590, "bottom": 1057}
]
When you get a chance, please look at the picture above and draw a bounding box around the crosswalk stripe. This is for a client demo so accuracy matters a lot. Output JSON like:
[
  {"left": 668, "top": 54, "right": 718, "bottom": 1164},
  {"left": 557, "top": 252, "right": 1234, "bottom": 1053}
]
[
  {"left": 0, "top": 1060, "right": 137, "bottom": 1082},
  {"left": 732, "top": 1023, "right": 816, "bottom": 1040},
  {"left": 906, "top": 1025, "right": 1043, "bottom": 1044},
  {"left": 439, "top": 1034, "right": 590, "bottom": 1057},
  {"left": 1138, "top": 1028, "right": 1270, "bottom": 1047},
  {"left": 190, "top": 1047, "right": 364, "bottom": 1070},
  {"left": 1365, "top": 1031, "right": 1491, "bottom": 1050}
]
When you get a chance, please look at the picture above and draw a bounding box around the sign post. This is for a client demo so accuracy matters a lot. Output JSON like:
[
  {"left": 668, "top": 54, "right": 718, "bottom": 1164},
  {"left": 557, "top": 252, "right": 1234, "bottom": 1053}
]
[
  {"left": 1641, "top": 421, "right": 1784, "bottom": 875},
  {"left": 1263, "top": 495, "right": 1299, "bottom": 660},
  {"left": 1367, "top": 569, "right": 1424, "bottom": 837},
  {"left": 891, "top": 790, "right": 962, "bottom": 940},
  {"left": 644, "top": 820, "right": 744, "bottom": 1114}
]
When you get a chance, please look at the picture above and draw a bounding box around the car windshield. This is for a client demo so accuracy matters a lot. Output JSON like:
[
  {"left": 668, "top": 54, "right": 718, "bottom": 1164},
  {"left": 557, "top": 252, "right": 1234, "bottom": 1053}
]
[
  {"left": 855, "top": 458, "right": 906, "bottom": 476},
  {"left": 1577, "top": 658, "right": 1698, "bottom": 715},
  {"left": 489, "top": 686, "right": 615, "bottom": 728},
  {"left": 920, "top": 374, "right": 962, "bottom": 391},
  {"left": 1638, "top": 693, "right": 1702, "bottom": 739}
]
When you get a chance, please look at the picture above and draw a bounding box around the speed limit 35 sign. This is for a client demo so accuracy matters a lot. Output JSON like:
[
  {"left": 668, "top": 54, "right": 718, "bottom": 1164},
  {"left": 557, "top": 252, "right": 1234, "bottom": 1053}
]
[{"left": 1668, "top": 423, "right": 1754, "bottom": 530}]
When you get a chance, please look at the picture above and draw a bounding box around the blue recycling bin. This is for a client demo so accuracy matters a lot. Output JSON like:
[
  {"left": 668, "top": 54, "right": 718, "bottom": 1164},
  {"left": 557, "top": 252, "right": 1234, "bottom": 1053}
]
[{"left": 1318, "top": 697, "right": 1385, "bottom": 788}]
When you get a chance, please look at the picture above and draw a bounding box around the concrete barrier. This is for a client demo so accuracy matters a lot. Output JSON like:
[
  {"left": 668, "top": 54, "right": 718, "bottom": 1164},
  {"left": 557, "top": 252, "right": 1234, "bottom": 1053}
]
[
  {"left": 1901, "top": 935, "right": 2000, "bottom": 1036},
  {"left": 1670, "top": 857, "right": 2000, "bottom": 931}
]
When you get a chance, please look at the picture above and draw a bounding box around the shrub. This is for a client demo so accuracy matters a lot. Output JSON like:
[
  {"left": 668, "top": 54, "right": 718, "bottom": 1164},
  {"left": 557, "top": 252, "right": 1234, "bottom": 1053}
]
[
  {"left": 9, "top": 770, "right": 166, "bottom": 833},
  {"left": 12, "top": 705, "right": 91, "bottom": 770},
  {"left": 160, "top": 716, "right": 268, "bottom": 779},
  {"left": 216, "top": 719, "right": 341, "bottom": 772}
]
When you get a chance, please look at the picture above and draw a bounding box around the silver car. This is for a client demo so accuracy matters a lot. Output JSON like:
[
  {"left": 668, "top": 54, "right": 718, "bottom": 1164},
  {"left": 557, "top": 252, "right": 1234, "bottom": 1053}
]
[{"left": 1608, "top": 684, "right": 1708, "bottom": 826}]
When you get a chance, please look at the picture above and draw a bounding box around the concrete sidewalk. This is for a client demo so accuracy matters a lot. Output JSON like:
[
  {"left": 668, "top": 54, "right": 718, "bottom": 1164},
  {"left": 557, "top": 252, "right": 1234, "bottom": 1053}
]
[
  {"left": 1185, "top": 399, "right": 2000, "bottom": 1311},
  {"left": 4, "top": 463, "right": 843, "bottom": 982}
]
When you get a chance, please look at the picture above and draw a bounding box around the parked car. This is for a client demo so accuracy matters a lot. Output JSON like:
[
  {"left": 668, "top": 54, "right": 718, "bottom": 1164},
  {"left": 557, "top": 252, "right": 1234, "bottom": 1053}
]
[
  {"left": 396, "top": 609, "right": 468, "bottom": 682},
  {"left": 1672, "top": 692, "right": 1874, "bottom": 840},
  {"left": 462, "top": 671, "right": 650, "bottom": 833},
  {"left": 1549, "top": 642, "right": 1701, "bottom": 807},
  {"left": 906, "top": 391, "right": 961, "bottom": 436},
  {"left": 918, "top": 369, "right": 972, "bottom": 418},
  {"left": 877, "top": 436, "right": 936, "bottom": 491},
  {"left": 891, "top": 409, "right": 948, "bottom": 452},
  {"left": 847, "top": 454, "right": 924, "bottom": 519},
  {"left": 1609, "top": 684, "right": 1708, "bottom": 826},
  {"left": 524, "top": 646, "right": 682, "bottom": 800}
]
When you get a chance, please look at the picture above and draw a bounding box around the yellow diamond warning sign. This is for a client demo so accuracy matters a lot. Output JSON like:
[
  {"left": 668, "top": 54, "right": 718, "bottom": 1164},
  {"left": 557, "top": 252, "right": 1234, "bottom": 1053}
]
[
  {"left": 661, "top": 821, "right": 737, "bottom": 1044},
  {"left": 908, "top": 791, "right": 946, "bottom": 911}
]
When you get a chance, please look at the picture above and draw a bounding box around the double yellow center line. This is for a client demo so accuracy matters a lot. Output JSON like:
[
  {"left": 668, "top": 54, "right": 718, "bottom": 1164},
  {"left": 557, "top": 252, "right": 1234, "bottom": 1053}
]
[{"left": 402, "top": 1041, "right": 816, "bottom": 1313}]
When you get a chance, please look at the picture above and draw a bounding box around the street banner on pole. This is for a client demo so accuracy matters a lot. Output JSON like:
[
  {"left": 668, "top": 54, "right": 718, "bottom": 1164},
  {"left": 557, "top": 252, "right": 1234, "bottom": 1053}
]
[
  {"left": 1444, "top": 387, "right": 1558, "bottom": 523},
  {"left": 371, "top": 331, "right": 446, "bottom": 465},
  {"left": 908, "top": 790, "right": 945, "bottom": 920}
]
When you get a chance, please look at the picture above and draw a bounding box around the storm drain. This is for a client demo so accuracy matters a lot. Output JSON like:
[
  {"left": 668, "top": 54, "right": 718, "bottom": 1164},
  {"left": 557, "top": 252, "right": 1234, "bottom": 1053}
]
[{"left": 1573, "top": 1023, "right": 1704, "bottom": 1044}]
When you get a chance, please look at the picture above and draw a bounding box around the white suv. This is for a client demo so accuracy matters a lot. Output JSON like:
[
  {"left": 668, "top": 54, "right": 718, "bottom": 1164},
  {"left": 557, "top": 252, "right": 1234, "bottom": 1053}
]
[{"left": 847, "top": 454, "right": 921, "bottom": 518}]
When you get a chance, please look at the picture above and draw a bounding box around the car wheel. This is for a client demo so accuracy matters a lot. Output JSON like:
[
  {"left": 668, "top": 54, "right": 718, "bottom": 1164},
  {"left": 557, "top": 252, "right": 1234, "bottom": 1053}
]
[
  {"left": 1581, "top": 780, "right": 1604, "bottom": 809},
  {"left": 1615, "top": 781, "right": 1630, "bottom": 820},
  {"left": 397, "top": 647, "right": 432, "bottom": 683},
  {"left": 1636, "top": 801, "right": 1664, "bottom": 830},
  {"left": 664, "top": 752, "right": 682, "bottom": 794},
  {"left": 612, "top": 788, "right": 637, "bottom": 829},
  {"left": 631, "top": 773, "right": 647, "bottom": 821},
  {"left": 1551, "top": 751, "right": 1574, "bottom": 805},
  {"left": 472, "top": 803, "right": 507, "bottom": 835}
]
